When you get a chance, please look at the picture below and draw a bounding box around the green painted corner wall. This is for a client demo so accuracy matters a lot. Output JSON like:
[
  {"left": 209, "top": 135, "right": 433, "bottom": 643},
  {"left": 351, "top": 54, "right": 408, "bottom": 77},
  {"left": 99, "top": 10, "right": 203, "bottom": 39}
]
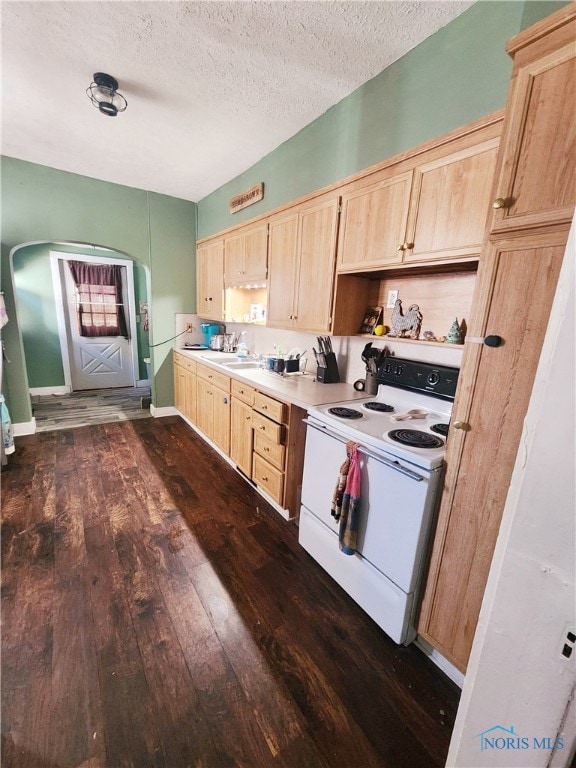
[
  {"left": 196, "top": 0, "right": 568, "bottom": 238},
  {"left": 0, "top": 157, "right": 196, "bottom": 422}
]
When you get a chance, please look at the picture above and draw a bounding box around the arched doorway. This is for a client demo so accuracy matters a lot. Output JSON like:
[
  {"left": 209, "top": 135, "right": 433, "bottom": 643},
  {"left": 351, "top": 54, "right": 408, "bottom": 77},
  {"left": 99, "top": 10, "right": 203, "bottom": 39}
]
[{"left": 10, "top": 240, "right": 152, "bottom": 430}]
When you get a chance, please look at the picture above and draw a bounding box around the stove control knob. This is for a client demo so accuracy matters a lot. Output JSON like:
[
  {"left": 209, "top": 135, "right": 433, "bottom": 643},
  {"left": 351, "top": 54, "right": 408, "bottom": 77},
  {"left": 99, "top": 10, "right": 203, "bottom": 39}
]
[{"left": 427, "top": 372, "right": 440, "bottom": 386}]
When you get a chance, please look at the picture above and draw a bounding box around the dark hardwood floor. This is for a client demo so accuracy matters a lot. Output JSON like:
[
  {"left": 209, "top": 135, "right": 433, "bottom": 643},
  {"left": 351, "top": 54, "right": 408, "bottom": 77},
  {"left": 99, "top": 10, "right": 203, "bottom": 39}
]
[{"left": 1, "top": 416, "right": 460, "bottom": 768}]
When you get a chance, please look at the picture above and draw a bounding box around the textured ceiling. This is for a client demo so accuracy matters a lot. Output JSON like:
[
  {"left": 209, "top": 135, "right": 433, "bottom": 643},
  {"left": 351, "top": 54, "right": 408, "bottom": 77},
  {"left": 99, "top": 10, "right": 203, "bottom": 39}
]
[{"left": 1, "top": 1, "right": 475, "bottom": 202}]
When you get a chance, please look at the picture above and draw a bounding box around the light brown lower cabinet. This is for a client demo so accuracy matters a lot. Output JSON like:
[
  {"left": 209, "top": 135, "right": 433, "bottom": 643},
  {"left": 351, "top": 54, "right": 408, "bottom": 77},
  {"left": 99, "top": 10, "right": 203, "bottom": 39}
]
[
  {"left": 195, "top": 364, "right": 231, "bottom": 455},
  {"left": 175, "top": 362, "right": 306, "bottom": 518},
  {"left": 230, "top": 381, "right": 255, "bottom": 478},
  {"left": 173, "top": 352, "right": 197, "bottom": 423},
  {"left": 418, "top": 229, "right": 567, "bottom": 671}
]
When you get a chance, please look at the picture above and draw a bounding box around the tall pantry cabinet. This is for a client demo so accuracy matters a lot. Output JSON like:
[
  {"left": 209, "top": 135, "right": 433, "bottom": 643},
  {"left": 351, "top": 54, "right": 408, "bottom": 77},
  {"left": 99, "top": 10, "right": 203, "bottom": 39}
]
[{"left": 418, "top": 5, "right": 576, "bottom": 672}]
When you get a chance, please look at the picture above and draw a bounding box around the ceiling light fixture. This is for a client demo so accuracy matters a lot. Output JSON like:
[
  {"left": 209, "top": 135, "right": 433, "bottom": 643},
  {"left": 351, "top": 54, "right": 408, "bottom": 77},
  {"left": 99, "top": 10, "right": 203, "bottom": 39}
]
[{"left": 86, "top": 72, "right": 127, "bottom": 117}]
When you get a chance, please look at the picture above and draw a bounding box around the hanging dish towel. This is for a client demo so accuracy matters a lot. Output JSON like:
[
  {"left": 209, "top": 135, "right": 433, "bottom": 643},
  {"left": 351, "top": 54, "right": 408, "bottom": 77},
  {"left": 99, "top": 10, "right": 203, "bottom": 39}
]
[
  {"left": 331, "top": 440, "right": 355, "bottom": 521},
  {"left": 339, "top": 443, "right": 361, "bottom": 555}
]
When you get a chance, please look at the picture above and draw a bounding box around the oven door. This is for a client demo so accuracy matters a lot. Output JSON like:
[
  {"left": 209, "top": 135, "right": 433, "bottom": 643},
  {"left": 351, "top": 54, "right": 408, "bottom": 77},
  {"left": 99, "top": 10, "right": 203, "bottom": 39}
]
[{"left": 300, "top": 418, "right": 442, "bottom": 594}]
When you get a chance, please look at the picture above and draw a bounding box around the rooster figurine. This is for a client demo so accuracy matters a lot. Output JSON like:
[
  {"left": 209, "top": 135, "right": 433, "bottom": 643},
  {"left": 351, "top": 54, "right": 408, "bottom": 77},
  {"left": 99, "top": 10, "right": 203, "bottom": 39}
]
[{"left": 387, "top": 299, "right": 422, "bottom": 339}]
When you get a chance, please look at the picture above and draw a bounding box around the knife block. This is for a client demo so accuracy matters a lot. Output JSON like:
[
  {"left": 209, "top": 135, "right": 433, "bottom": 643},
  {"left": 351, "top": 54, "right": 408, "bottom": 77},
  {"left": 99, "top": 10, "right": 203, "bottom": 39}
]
[{"left": 316, "top": 352, "right": 340, "bottom": 383}]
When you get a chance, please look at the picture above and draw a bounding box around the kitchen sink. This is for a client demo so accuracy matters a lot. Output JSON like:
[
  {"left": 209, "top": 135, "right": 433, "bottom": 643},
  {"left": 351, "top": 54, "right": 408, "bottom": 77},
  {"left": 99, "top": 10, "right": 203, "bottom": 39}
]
[{"left": 219, "top": 360, "right": 261, "bottom": 370}]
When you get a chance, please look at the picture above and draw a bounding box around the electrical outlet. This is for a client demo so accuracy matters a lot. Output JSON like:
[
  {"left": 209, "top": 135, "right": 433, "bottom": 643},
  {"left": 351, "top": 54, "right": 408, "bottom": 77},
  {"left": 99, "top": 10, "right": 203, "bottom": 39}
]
[
  {"left": 185, "top": 323, "right": 194, "bottom": 333},
  {"left": 386, "top": 290, "right": 399, "bottom": 309}
]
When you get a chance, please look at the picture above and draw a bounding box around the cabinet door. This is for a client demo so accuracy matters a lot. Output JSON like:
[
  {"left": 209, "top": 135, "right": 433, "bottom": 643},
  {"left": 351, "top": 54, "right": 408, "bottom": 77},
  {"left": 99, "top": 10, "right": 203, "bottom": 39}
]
[
  {"left": 490, "top": 17, "right": 575, "bottom": 234},
  {"left": 418, "top": 230, "right": 566, "bottom": 671},
  {"left": 174, "top": 364, "right": 188, "bottom": 415},
  {"left": 243, "top": 223, "right": 268, "bottom": 282},
  {"left": 196, "top": 240, "right": 224, "bottom": 320},
  {"left": 403, "top": 139, "right": 499, "bottom": 263},
  {"left": 223, "top": 232, "right": 245, "bottom": 285},
  {"left": 267, "top": 212, "right": 299, "bottom": 328},
  {"left": 337, "top": 172, "right": 412, "bottom": 271},
  {"left": 195, "top": 377, "right": 213, "bottom": 437},
  {"left": 294, "top": 197, "right": 340, "bottom": 333},
  {"left": 230, "top": 398, "right": 253, "bottom": 477},
  {"left": 212, "top": 386, "right": 230, "bottom": 454},
  {"left": 183, "top": 370, "right": 197, "bottom": 424}
]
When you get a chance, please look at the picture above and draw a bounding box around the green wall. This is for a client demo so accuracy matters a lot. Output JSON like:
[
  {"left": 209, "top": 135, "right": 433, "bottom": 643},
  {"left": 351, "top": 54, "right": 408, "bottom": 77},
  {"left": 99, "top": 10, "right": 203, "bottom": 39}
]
[
  {"left": 197, "top": 0, "right": 567, "bottom": 237},
  {"left": 0, "top": 157, "right": 196, "bottom": 422}
]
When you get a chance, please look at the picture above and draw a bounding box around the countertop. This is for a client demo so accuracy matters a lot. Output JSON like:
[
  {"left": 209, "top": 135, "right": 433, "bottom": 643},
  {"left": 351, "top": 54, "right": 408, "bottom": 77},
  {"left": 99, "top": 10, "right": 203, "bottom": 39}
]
[{"left": 174, "top": 347, "right": 366, "bottom": 410}]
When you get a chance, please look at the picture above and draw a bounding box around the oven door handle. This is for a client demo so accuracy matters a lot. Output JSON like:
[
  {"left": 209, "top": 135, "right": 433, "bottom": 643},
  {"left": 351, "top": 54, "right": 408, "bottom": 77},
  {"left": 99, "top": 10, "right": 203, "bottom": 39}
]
[{"left": 303, "top": 418, "right": 425, "bottom": 482}]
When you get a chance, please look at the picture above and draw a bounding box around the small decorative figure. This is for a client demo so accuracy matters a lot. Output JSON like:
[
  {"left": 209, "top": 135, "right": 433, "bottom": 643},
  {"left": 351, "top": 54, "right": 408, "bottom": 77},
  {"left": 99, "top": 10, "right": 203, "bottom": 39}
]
[
  {"left": 445, "top": 318, "right": 463, "bottom": 344},
  {"left": 387, "top": 299, "right": 422, "bottom": 340},
  {"left": 422, "top": 330, "right": 437, "bottom": 342}
]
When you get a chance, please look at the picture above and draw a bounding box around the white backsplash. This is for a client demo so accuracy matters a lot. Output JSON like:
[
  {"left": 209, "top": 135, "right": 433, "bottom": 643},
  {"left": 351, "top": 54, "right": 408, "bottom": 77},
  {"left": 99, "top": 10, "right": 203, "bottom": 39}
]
[{"left": 176, "top": 314, "right": 464, "bottom": 384}]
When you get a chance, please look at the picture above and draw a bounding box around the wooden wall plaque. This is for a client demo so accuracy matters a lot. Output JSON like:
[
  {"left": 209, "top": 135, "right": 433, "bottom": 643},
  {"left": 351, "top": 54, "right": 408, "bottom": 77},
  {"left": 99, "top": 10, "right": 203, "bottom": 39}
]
[{"left": 230, "top": 183, "right": 264, "bottom": 214}]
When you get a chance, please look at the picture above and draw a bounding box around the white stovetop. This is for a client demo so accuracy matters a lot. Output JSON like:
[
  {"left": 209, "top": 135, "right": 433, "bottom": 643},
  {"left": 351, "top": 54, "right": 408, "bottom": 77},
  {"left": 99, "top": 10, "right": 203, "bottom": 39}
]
[
  {"left": 310, "top": 385, "right": 453, "bottom": 470},
  {"left": 175, "top": 348, "right": 367, "bottom": 410}
]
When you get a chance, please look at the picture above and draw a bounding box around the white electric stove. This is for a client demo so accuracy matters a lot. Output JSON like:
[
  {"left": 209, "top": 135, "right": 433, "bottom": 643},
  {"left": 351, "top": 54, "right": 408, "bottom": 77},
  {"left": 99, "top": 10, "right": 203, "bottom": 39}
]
[{"left": 299, "top": 356, "right": 459, "bottom": 645}]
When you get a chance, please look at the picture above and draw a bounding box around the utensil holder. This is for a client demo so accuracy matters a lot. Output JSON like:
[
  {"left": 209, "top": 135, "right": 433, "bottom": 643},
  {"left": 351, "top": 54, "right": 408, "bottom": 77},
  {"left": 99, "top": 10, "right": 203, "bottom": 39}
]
[
  {"left": 365, "top": 372, "right": 378, "bottom": 396},
  {"left": 316, "top": 352, "right": 340, "bottom": 383}
]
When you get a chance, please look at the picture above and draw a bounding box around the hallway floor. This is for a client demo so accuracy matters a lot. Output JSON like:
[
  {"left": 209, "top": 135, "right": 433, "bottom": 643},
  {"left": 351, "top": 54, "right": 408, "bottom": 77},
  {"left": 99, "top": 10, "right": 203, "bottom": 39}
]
[
  {"left": 1, "top": 416, "right": 460, "bottom": 767},
  {"left": 31, "top": 386, "right": 152, "bottom": 432}
]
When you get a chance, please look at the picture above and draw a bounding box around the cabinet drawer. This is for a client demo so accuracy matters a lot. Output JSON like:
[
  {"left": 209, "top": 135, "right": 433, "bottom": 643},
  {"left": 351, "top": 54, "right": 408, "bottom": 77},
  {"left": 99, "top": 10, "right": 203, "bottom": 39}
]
[
  {"left": 173, "top": 352, "right": 196, "bottom": 374},
  {"left": 253, "top": 392, "right": 286, "bottom": 424},
  {"left": 231, "top": 379, "right": 255, "bottom": 405},
  {"left": 196, "top": 363, "right": 230, "bottom": 392},
  {"left": 252, "top": 454, "right": 284, "bottom": 504},
  {"left": 254, "top": 432, "right": 285, "bottom": 471},
  {"left": 252, "top": 412, "right": 284, "bottom": 444}
]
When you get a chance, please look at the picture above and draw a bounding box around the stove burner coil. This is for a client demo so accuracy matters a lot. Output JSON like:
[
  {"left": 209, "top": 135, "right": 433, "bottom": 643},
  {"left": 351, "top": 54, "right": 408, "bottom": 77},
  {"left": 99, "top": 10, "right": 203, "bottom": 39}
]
[
  {"left": 328, "top": 406, "right": 363, "bottom": 419},
  {"left": 388, "top": 429, "right": 444, "bottom": 448},
  {"left": 430, "top": 423, "right": 449, "bottom": 436},
  {"left": 362, "top": 402, "right": 394, "bottom": 412}
]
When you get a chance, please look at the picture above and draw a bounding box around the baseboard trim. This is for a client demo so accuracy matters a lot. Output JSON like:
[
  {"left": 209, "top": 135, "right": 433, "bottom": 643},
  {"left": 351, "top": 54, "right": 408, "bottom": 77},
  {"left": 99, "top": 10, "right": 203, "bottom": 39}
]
[
  {"left": 415, "top": 636, "right": 465, "bottom": 688},
  {"left": 29, "top": 386, "right": 71, "bottom": 396},
  {"left": 150, "top": 405, "right": 178, "bottom": 418},
  {"left": 13, "top": 418, "right": 37, "bottom": 436}
]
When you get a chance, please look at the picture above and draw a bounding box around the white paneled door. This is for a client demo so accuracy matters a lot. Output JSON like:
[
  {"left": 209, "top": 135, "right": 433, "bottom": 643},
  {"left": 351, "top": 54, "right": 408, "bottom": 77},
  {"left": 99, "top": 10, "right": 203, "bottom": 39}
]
[{"left": 53, "top": 253, "right": 138, "bottom": 391}]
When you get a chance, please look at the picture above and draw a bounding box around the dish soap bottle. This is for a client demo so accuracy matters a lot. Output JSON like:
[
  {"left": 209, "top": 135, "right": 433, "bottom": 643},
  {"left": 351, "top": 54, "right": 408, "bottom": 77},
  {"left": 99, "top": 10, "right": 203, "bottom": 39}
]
[{"left": 237, "top": 332, "right": 249, "bottom": 358}]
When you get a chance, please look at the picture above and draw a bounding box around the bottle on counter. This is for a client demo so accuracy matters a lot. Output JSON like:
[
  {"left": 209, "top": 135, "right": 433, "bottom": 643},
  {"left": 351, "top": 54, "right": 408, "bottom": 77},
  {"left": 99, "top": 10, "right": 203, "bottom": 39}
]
[{"left": 236, "top": 332, "right": 249, "bottom": 358}]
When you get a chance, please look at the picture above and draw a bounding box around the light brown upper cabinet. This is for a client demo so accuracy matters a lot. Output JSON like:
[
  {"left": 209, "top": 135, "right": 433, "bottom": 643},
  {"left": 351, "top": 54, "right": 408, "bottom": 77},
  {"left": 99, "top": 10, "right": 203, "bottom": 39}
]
[
  {"left": 336, "top": 172, "right": 413, "bottom": 271},
  {"left": 402, "top": 138, "right": 499, "bottom": 263},
  {"left": 196, "top": 238, "right": 224, "bottom": 321},
  {"left": 336, "top": 125, "right": 500, "bottom": 273},
  {"left": 224, "top": 223, "right": 268, "bottom": 286},
  {"left": 489, "top": 8, "right": 576, "bottom": 235},
  {"left": 267, "top": 196, "right": 340, "bottom": 333}
]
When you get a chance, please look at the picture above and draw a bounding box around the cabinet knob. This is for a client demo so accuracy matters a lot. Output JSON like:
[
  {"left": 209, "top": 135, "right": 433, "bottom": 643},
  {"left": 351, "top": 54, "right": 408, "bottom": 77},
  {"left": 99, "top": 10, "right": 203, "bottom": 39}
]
[
  {"left": 397, "top": 243, "right": 405, "bottom": 251},
  {"left": 492, "top": 197, "right": 511, "bottom": 209},
  {"left": 404, "top": 242, "right": 414, "bottom": 250},
  {"left": 453, "top": 421, "right": 468, "bottom": 430},
  {"left": 259, "top": 425, "right": 265, "bottom": 430}
]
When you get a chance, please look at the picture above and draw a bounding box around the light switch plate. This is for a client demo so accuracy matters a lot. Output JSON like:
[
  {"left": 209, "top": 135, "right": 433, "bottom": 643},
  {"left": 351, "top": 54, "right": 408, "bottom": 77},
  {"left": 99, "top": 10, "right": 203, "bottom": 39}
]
[{"left": 386, "top": 290, "right": 399, "bottom": 309}]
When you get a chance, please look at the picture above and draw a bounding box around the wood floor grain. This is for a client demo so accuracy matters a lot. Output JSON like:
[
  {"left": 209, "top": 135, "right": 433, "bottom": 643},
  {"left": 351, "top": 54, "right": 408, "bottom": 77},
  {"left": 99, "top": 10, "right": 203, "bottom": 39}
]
[{"left": 1, "top": 416, "right": 460, "bottom": 768}]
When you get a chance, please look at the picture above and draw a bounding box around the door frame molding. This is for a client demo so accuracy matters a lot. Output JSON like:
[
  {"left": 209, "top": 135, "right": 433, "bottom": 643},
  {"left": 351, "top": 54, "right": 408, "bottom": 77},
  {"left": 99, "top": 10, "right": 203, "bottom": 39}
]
[{"left": 50, "top": 251, "right": 139, "bottom": 391}]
